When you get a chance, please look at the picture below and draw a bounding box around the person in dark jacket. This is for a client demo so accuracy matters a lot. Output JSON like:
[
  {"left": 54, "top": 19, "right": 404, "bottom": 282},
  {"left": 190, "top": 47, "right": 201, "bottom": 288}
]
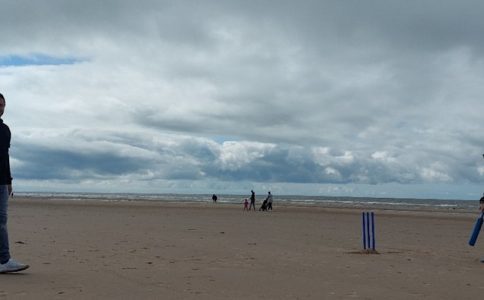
[
  {"left": 249, "top": 190, "right": 256, "bottom": 211},
  {"left": 0, "top": 93, "right": 29, "bottom": 274},
  {"left": 266, "top": 191, "right": 273, "bottom": 211}
]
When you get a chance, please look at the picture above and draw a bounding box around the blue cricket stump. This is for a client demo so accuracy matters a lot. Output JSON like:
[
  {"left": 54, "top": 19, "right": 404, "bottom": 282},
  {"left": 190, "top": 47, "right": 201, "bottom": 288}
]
[{"left": 362, "top": 212, "right": 377, "bottom": 253}]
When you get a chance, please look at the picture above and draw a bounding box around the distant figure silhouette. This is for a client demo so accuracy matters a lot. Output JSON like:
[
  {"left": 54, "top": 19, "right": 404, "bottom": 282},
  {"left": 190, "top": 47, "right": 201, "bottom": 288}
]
[
  {"left": 243, "top": 199, "right": 249, "bottom": 211},
  {"left": 266, "top": 191, "right": 273, "bottom": 211},
  {"left": 212, "top": 194, "right": 218, "bottom": 203},
  {"left": 249, "top": 190, "right": 256, "bottom": 211}
]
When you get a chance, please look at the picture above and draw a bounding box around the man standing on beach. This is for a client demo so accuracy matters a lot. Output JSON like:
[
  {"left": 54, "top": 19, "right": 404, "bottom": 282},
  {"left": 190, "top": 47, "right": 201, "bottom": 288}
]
[
  {"left": 249, "top": 190, "right": 256, "bottom": 211},
  {"left": 0, "top": 93, "right": 29, "bottom": 274}
]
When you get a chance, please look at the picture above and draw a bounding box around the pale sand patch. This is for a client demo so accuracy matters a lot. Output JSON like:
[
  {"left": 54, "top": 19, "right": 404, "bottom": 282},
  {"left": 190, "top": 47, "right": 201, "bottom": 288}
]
[{"left": 2, "top": 197, "right": 484, "bottom": 299}]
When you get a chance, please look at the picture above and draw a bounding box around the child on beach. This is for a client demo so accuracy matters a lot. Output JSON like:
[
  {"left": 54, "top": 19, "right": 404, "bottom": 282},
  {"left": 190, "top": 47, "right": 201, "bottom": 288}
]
[{"left": 243, "top": 199, "right": 249, "bottom": 211}]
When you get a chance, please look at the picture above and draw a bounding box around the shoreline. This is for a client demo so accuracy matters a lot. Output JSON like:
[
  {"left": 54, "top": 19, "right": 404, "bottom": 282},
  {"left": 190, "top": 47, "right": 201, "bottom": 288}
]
[{"left": 12, "top": 196, "right": 480, "bottom": 219}]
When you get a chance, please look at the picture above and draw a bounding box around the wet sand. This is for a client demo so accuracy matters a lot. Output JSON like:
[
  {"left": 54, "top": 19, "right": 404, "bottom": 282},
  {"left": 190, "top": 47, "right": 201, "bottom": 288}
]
[{"left": 2, "top": 197, "right": 484, "bottom": 299}]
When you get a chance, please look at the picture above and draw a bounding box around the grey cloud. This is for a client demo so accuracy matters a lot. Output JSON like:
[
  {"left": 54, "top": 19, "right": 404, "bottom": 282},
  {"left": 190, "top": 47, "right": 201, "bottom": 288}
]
[
  {"left": 12, "top": 143, "right": 154, "bottom": 180},
  {"left": 8, "top": 127, "right": 483, "bottom": 191},
  {"left": 3, "top": 0, "right": 484, "bottom": 56},
  {"left": 10, "top": 128, "right": 160, "bottom": 180}
]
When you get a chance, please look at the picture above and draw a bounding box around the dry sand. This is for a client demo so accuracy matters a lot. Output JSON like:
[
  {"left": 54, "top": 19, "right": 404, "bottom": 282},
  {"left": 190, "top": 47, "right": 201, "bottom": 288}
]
[{"left": 1, "top": 197, "right": 484, "bottom": 299}]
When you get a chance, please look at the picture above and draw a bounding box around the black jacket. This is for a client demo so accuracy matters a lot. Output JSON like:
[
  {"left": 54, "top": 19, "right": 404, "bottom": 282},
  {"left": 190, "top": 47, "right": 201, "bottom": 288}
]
[{"left": 0, "top": 119, "right": 12, "bottom": 185}]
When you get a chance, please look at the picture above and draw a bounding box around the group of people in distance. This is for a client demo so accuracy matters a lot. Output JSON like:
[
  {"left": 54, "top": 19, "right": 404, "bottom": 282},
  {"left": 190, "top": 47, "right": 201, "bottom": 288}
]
[
  {"left": 244, "top": 190, "right": 273, "bottom": 211},
  {"left": 211, "top": 190, "right": 274, "bottom": 212}
]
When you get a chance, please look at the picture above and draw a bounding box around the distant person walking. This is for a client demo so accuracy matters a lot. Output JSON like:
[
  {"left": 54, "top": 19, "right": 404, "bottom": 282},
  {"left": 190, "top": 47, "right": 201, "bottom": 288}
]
[
  {"left": 249, "top": 190, "right": 256, "bottom": 211},
  {"left": 212, "top": 194, "right": 218, "bottom": 203},
  {"left": 266, "top": 191, "right": 273, "bottom": 211},
  {"left": 0, "top": 93, "right": 29, "bottom": 274}
]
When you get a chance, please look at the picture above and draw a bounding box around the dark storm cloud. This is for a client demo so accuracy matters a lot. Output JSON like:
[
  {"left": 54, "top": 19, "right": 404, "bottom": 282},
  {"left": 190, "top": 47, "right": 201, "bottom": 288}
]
[
  {"left": 12, "top": 143, "right": 154, "bottom": 180},
  {"left": 12, "top": 136, "right": 421, "bottom": 184}
]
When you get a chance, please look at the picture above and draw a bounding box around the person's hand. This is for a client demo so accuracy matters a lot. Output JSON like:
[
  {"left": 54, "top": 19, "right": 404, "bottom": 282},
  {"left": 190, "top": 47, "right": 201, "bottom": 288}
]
[{"left": 7, "top": 184, "right": 12, "bottom": 196}]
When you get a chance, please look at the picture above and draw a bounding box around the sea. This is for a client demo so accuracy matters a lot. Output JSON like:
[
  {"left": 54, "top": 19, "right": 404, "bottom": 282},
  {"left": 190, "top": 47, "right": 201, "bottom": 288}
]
[{"left": 14, "top": 192, "right": 480, "bottom": 213}]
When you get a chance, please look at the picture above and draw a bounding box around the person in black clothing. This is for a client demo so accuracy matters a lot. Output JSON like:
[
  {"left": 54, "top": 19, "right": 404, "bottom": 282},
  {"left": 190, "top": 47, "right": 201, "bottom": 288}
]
[
  {"left": 0, "top": 93, "right": 29, "bottom": 274},
  {"left": 212, "top": 194, "right": 218, "bottom": 203},
  {"left": 249, "top": 190, "right": 256, "bottom": 211},
  {"left": 480, "top": 193, "right": 484, "bottom": 212}
]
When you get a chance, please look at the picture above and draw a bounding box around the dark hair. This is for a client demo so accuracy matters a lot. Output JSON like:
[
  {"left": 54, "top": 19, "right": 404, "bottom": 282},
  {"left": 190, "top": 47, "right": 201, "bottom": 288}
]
[{"left": 0, "top": 93, "right": 4, "bottom": 100}]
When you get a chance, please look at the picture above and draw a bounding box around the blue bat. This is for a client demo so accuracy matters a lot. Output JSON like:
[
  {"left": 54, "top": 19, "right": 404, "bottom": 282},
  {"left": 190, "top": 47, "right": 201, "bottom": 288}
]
[{"left": 469, "top": 212, "right": 484, "bottom": 246}]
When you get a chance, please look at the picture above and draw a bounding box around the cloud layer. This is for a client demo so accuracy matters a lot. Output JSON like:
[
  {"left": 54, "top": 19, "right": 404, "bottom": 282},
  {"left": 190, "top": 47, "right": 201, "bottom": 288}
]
[{"left": 1, "top": 0, "right": 484, "bottom": 198}]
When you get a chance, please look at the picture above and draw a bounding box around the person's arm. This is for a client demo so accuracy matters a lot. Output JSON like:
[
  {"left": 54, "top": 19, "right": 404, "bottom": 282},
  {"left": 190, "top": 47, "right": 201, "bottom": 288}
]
[{"left": 7, "top": 149, "right": 12, "bottom": 196}]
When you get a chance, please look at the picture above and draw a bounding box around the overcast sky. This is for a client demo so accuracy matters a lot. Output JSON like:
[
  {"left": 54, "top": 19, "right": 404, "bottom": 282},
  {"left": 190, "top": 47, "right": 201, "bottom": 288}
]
[{"left": 1, "top": 0, "right": 483, "bottom": 199}]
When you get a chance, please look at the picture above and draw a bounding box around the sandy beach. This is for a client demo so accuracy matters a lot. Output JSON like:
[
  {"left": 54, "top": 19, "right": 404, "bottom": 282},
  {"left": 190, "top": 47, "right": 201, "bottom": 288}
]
[{"left": 2, "top": 197, "right": 484, "bottom": 299}]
